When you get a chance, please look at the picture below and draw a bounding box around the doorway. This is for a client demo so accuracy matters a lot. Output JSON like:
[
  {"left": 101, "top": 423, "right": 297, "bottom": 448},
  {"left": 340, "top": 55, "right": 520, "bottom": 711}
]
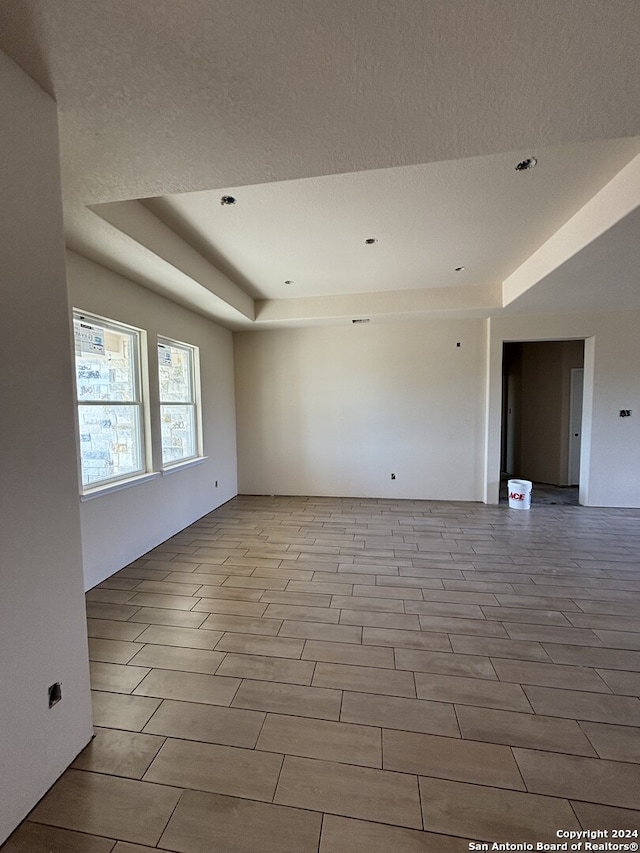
[
  {"left": 501, "top": 340, "right": 584, "bottom": 494},
  {"left": 568, "top": 367, "right": 584, "bottom": 486}
]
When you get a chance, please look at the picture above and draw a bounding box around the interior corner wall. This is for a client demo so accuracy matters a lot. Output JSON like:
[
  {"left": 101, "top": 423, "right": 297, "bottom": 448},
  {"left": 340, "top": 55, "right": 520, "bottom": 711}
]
[
  {"left": 518, "top": 342, "right": 565, "bottom": 484},
  {"left": 487, "top": 311, "right": 640, "bottom": 507},
  {"left": 517, "top": 340, "right": 584, "bottom": 486},
  {"left": 66, "top": 252, "right": 238, "bottom": 590},
  {"left": 234, "top": 320, "right": 486, "bottom": 501},
  {"left": 0, "top": 54, "right": 92, "bottom": 844}
]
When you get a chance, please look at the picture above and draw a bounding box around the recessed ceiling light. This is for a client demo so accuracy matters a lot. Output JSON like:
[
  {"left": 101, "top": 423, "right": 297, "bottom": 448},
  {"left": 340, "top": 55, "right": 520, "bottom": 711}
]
[
  {"left": 515, "top": 157, "right": 537, "bottom": 172},
  {"left": 455, "top": 266, "right": 465, "bottom": 272},
  {"left": 220, "top": 194, "right": 236, "bottom": 205},
  {"left": 365, "top": 238, "right": 377, "bottom": 245}
]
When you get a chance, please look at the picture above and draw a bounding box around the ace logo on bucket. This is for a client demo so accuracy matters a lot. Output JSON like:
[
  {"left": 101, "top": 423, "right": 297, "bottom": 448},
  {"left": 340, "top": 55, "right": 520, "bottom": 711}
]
[{"left": 508, "top": 479, "right": 532, "bottom": 509}]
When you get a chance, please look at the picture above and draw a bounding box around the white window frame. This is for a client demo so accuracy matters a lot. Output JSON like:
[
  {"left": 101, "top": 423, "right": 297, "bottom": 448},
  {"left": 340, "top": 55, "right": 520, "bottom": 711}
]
[
  {"left": 73, "top": 310, "right": 149, "bottom": 493},
  {"left": 157, "top": 336, "right": 203, "bottom": 469}
]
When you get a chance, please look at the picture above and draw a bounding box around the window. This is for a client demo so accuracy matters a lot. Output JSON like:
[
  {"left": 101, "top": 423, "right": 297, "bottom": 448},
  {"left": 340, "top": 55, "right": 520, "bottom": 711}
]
[
  {"left": 157, "top": 337, "right": 201, "bottom": 466},
  {"left": 73, "top": 312, "right": 146, "bottom": 489}
]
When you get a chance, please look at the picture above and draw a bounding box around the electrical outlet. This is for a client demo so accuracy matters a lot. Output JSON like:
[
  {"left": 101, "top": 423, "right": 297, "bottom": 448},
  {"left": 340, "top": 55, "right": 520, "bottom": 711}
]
[
  {"left": 48, "top": 682, "right": 62, "bottom": 708},
  {"left": 620, "top": 410, "right": 632, "bottom": 417},
  {"left": 391, "top": 473, "right": 396, "bottom": 480}
]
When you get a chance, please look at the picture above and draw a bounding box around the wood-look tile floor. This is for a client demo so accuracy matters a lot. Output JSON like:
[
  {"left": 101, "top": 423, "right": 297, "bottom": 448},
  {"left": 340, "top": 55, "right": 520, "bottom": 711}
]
[{"left": 5, "top": 495, "right": 640, "bottom": 851}]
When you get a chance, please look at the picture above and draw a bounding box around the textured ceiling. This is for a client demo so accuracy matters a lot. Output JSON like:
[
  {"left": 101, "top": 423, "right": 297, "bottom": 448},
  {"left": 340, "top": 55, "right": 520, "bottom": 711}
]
[
  {"left": 1, "top": 0, "right": 639, "bottom": 328},
  {"left": 145, "top": 140, "right": 640, "bottom": 301}
]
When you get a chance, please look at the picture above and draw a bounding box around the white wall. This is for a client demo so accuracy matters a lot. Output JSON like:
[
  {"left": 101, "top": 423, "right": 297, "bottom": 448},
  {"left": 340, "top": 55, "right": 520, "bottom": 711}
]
[
  {"left": 0, "top": 55, "right": 93, "bottom": 844},
  {"left": 486, "top": 311, "right": 640, "bottom": 507},
  {"left": 66, "top": 252, "right": 238, "bottom": 590},
  {"left": 236, "top": 311, "right": 639, "bottom": 509},
  {"left": 235, "top": 321, "right": 486, "bottom": 500}
]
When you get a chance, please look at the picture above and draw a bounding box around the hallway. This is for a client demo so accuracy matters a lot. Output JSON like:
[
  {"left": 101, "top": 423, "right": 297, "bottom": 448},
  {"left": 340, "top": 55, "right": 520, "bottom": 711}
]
[{"left": 5, "top": 495, "right": 640, "bottom": 851}]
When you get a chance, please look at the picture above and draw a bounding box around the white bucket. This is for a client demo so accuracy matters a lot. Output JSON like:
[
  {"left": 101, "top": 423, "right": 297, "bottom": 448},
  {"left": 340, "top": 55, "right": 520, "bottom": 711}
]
[{"left": 508, "top": 479, "right": 532, "bottom": 510}]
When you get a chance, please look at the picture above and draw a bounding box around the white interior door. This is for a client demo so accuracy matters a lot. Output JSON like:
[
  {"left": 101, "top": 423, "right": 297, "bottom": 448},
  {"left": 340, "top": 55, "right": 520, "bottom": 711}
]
[{"left": 569, "top": 368, "right": 584, "bottom": 485}]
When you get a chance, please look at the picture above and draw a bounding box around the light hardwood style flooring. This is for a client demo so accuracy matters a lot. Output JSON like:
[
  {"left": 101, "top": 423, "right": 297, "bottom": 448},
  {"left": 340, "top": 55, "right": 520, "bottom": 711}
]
[{"left": 4, "top": 495, "right": 640, "bottom": 851}]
